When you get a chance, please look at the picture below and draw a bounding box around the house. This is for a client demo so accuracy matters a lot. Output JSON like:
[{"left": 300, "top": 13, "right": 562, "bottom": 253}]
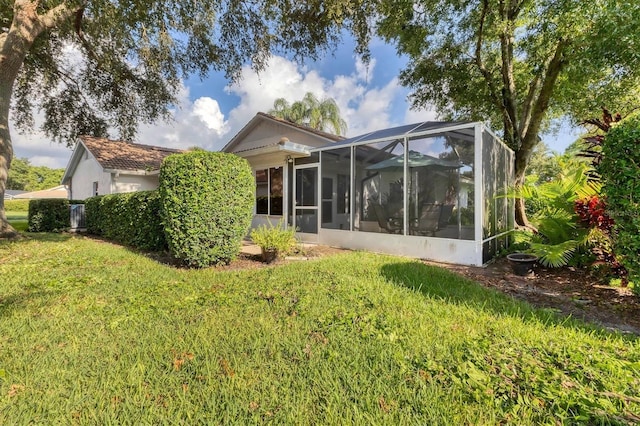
[
  {"left": 225, "top": 114, "right": 515, "bottom": 266},
  {"left": 59, "top": 114, "right": 514, "bottom": 266},
  {"left": 4, "top": 190, "right": 28, "bottom": 200},
  {"left": 61, "top": 135, "right": 183, "bottom": 200},
  {"left": 222, "top": 112, "right": 344, "bottom": 230},
  {"left": 13, "top": 185, "right": 69, "bottom": 199}
]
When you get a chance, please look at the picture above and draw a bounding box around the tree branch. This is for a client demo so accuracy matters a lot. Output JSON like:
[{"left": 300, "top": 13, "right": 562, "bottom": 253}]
[
  {"left": 474, "top": 0, "right": 502, "bottom": 111},
  {"left": 522, "top": 39, "right": 568, "bottom": 147},
  {"left": 519, "top": 73, "right": 542, "bottom": 139},
  {"left": 499, "top": 0, "right": 519, "bottom": 146},
  {"left": 39, "top": 2, "right": 81, "bottom": 31}
]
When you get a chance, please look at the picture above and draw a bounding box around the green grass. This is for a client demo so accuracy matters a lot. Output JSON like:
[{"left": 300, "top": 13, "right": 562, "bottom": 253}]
[
  {"left": 6, "top": 210, "right": 28, "bottom": 232},
  {"left": 1, "top": 235, "right": 639, "bottom": 424}
]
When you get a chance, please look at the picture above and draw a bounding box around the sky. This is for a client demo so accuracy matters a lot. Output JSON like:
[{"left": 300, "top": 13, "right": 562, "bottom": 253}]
[{"left": 10, "top": 37, "right": 582, "bottom": 170}]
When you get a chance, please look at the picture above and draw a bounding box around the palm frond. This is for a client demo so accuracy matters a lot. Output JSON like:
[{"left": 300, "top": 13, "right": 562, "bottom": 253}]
[{"left": 530, "top": 240, "right": 581, "bottom": 268}]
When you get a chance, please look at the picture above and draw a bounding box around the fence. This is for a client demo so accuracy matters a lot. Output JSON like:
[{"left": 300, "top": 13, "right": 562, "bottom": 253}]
[{"left": 70, "top": 204, "right": 86, "bottom": 229}]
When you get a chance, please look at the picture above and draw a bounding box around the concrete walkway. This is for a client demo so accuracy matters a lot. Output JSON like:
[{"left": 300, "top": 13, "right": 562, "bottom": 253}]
[{"left": 240, "top": 239, "right": 317, "bottom": 256}]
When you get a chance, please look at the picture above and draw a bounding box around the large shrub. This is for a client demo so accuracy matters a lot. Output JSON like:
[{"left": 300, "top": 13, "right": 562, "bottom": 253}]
[
  {"left": 28, "top": 199, "right": 69, "bottom": 232},
  {"left": 159, "top": 151, "right": 254, "bottom": 267},
  {"left": 84, "top": 191, "right": 165, "bottom": 251},
  {"left": 599, "top": 112, "right": 640, "bottom": 285},
  {"left": 4, "top": 199, "right": 30, "bottom": 212}
]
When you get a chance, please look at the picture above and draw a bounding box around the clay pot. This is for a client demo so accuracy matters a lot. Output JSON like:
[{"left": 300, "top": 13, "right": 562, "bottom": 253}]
[{"left": 261, "top": 248, "right": 278, "bottom": 264}]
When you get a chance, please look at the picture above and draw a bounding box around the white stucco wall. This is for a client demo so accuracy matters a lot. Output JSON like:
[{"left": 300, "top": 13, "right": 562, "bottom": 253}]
[
  {"left": 113, "top": 174, "right": 159, "bottom": 194},
  {"left": 69, "top": 154, "right": 160, "bottom": 200},
  {"left": 69, "top": 155, "right": 111, "bottom": 200}
]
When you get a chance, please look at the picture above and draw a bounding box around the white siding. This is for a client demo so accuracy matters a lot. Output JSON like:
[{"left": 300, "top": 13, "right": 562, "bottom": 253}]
[{"left": 230, "top": 120, "right": 333, "bottom": 153}]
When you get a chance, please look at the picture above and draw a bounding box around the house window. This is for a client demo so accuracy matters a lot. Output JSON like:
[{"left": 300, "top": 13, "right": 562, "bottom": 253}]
[
  {"left": 92, "top": 181, "right": 99, "bottom": 196},
  {"left": 255, "top": 167, "right": 283, "bottom": 215}
]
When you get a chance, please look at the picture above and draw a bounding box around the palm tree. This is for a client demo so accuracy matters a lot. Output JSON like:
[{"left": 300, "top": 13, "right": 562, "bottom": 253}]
[{"left": 268, "top": 92, "right": 347, "bottom": 136}]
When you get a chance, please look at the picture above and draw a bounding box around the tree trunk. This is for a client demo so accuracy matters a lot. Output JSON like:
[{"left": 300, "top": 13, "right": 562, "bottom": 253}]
[
  {"left": 0, "top": 34, "right": 22, "bottom": 238},
  {"left": 0, "top": 1, "right": 78, "bottom": 237},
  {"left": 513, "top": 146, "right": 531, "bottom": 229}
]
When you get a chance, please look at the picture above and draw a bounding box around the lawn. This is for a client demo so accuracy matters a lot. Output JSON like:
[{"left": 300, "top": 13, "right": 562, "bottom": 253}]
[
  {"left": 6, "top": 210, "right": 28, "bottom": 232},
  {"left": 0, "top": 235, "right": 639, "bottom": 424}
]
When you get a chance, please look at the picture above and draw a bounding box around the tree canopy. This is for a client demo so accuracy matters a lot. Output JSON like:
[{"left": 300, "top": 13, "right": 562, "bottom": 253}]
[
  {"left": 0, "top": 0, "right": 375, "bottom": 236},
  {"left": 269, "top": 92, "right": 348, "bottom": 135},
  {"left": 376, "top": 0, "right": 640, "bottom": 225},
  {"left": 7, "top": 157, "right": 64, "bottom": 191}
]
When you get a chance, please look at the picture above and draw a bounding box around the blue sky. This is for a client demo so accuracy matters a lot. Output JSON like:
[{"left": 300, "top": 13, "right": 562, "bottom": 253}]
[{"left": 11, "top": 37, "right": 581, "bottom": 170}]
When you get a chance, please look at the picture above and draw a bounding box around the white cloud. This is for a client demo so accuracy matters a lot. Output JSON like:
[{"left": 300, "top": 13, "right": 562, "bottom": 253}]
[
  {"left": 404, "top": 105, "right": 439, "bottom": 124},
  {"left": 9, "top": 127, "right": 74, "bottom": 170},
  {"left": 221, "top": 55, "right": 406, "bottom": 147},
  {"left": 11, "top": 53, "right": 419, "bottom": 169},
  {"left": 354, "top": 57, "right": 375, "bottom": 84},
  {"left": 192, "top": 97, "right": 228, "bottom": 136}
]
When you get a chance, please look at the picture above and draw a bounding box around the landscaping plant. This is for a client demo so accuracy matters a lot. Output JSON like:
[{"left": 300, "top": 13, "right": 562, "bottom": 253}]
[
  {"left": 159, "top": 151, "right": 254, "bottom": 267},
  {"left": 27, "top": 198, "right": 70, "bottom": 232},
  {"left": 599, "top": 111, "right": 640, "bottom": 286},
  {"left": 508, "top": 164, "right": 596, "bottom": 267},
  {"left": 84, "top": 191, "right": 166, "bottom": 251},
  {"left": 250, "top": 220, "right": 297, "bottom": 262}
]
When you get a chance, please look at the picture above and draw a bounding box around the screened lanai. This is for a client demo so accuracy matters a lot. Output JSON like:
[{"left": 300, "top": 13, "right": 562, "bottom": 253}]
[{"left": 291, "top": 121, "right": 515, "bottom": 266}]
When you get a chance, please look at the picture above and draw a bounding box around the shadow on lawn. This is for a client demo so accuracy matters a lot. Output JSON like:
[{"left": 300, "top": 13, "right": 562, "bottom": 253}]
[
  {"left": 16, "top": 232, "right": 73, "bottom": 243},
  {"left": 380, "top": 261, "right": 637, "bottom": 340},
  {"left": 0, "top": 289, "right": 62, "bottom": 318}
]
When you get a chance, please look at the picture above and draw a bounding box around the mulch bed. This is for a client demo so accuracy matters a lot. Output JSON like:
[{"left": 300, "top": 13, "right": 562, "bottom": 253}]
[{"left": 433, "top": 258, "right": 640, "bottom": 336}]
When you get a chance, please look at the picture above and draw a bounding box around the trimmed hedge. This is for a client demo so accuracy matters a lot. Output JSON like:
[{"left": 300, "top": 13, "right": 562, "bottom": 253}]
[
  {"left": 85, "top": 191, "right": 166, "bottom": 251},
  {"left": 600, "top": 112, "right": 640, "bottom": 285},
  {"left": 85, "top": 195, "right": 105, "bottom": 235},
  {"left": 4, "top": 199, "right": 30, "bottom": 212},
  {"left": 28, "top": 199, "right": 69, "bottom": 232},
  {"left": 159, "top": 151, "right": 254, "bottom": 267}
]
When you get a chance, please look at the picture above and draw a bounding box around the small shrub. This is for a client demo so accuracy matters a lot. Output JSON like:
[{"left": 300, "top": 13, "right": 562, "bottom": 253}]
[
  {"left": 250, "top": 221, "right": 297, "bottom": 258},
  {"left": 599, "top": 111, "right": 640, "bottom": 286},
  {"left": 159, "top": 151, "right": 254, "bottom": 267},
  {"left": 27, "top": 199, "right": 70, "bottom": 232}
]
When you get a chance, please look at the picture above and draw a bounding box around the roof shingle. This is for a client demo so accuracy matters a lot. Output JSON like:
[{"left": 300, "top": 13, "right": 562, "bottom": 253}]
[{"left": 80, "top": 136, "right": 183, "bottom": 172}]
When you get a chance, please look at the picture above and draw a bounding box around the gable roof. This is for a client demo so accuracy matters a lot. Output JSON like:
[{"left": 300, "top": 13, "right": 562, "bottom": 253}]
[
  {"left": 61, "top": 136, "right": 183, "bottom": 184},
  {"left": 222, "top": 112, "right": 344, "bottom": 153},
  {"left": 80, "top": 135, "right": 183, "bottom": 172}
]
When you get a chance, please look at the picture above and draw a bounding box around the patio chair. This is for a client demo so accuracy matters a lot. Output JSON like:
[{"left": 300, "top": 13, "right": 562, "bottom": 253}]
[
  {"left": 410, "top": 203, "right": 442, "bottom": 236},
  {"left": 372, "top": 203, "right": 402, "bottom": 234}
]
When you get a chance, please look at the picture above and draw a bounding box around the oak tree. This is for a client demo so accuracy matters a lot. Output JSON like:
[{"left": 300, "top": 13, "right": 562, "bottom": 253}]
[{"left": 0, "top": 0, "right": 373, "bottom": 237}]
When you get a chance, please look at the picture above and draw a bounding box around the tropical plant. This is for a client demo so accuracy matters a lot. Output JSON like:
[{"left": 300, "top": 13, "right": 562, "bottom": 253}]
[
  {"left": 269, "top": 92, "right": 348, "bottom": 135},
  {"left": 508, "top": 164, "right": 598, "bottom": 267}
]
